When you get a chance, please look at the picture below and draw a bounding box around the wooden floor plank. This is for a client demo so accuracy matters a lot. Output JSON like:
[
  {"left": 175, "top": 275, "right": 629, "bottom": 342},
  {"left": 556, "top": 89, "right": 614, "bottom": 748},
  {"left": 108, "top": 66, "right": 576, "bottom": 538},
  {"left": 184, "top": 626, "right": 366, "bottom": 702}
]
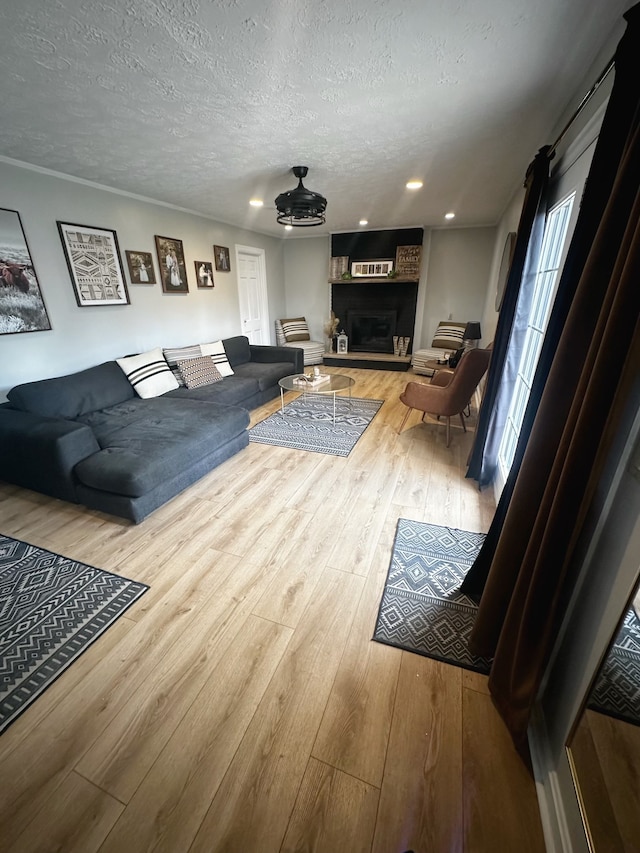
[
  {"left": 371, "top": 653, "right": 464, "bottom": 853},
  {"left": 76, "top": 554, "right": 275, "bottom": 803},
  {"left": 97, "top": 615, "right": 292, "bottom": 853},
  {"left": 462, "top": 687, "right": 546, "bottom": 851},
  {"left": 313, "top": 538, "right": 401, "bottom": 787},
  {"left": 280, "top": 758, "right": 379, "bottom": 853},
  {"left": 187, "top": 568, "right": 365, "bottom": 853},
  {"left": 9, "top": 771, "right": 124, "bottom": 853}
]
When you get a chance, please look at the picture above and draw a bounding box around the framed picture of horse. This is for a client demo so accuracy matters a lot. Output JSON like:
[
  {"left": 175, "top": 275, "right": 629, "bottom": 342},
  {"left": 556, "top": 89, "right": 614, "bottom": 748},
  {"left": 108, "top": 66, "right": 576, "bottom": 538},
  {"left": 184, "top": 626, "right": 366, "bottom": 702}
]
[
  {"left": 57, "top": 221, "right": 130, "bottom": 307},
  {"left": 0, "top": 207, "right": 52, "bottom": 335}
]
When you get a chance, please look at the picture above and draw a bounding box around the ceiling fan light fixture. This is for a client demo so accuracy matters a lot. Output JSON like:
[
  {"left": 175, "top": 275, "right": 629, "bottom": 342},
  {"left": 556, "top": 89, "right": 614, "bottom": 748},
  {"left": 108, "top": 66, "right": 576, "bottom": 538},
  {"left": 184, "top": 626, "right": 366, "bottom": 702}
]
[{"left": 275, "top": 166, "right": 327, "bottom": 227}]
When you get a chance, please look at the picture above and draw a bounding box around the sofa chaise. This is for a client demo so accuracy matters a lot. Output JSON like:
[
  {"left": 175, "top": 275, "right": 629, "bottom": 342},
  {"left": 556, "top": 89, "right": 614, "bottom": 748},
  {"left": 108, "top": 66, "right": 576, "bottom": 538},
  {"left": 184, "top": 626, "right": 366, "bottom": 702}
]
[{"left": 0, "top": 335, "right": 302, "bottom": 523}]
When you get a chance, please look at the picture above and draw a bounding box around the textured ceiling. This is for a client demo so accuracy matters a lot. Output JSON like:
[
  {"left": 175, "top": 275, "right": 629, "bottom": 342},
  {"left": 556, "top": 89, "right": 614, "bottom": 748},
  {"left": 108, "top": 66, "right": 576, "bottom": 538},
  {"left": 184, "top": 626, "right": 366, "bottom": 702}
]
[{"left": 0, "top": 0, "right": 631, "bottom": 237}]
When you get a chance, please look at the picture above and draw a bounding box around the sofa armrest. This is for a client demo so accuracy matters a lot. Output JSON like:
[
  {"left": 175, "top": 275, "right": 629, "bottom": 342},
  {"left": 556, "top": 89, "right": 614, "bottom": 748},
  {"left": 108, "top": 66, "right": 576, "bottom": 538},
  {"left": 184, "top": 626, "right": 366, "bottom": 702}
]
[
  {"left": 0, "top": 409, "right": 100, "bottom": 503},
  {"left": 249, "top": 344, "right": 304, "bottom": 374}
]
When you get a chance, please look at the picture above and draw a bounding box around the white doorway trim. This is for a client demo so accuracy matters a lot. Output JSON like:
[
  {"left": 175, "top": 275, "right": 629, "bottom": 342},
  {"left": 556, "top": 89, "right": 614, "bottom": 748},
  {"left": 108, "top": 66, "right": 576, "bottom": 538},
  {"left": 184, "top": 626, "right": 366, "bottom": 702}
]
[{"left": 235, "top": 244, "right": 270, "bottom": 344}]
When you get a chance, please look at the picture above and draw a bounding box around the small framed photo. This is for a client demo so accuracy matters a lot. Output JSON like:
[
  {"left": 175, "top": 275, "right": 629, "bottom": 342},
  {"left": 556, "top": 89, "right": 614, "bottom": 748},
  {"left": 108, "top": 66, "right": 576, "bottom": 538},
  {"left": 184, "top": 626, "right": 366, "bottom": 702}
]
[
  {"left": 351, "top": 259, "right": 394, "bottom": 277},
  {"left": 125, "top": 250, "right": 156, "bottom": 284},
  {"left": 214, "top": 245, "right": 231, "bottom": 272},
  {"left": 195, "top": 260, "right": 215, "bottom": 288},
  {"left": 57, "top": 221, "right": 130, "bottom": 306},
  {"left": 155, "top": 235, "right": 189, "bottom": 293},
  {"left": 1, "top": 207, "right": 52, "bottom": 334}
]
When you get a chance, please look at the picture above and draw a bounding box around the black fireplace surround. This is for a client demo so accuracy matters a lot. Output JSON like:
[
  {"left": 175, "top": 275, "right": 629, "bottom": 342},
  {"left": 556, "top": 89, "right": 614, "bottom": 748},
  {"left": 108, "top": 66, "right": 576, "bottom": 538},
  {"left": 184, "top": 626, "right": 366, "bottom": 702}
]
[
  {"left": 331, "top": 281, "right": 418, "bottom": 355},
  {"left": 330, "top": 228, "right": 422, "bottom": 357}
]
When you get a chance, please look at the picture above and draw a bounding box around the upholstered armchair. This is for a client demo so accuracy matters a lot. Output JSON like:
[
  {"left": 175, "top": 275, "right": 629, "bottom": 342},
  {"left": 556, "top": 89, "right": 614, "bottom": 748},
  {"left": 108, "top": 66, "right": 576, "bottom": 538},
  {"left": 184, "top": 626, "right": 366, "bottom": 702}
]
[
  {"left": 275, "top": 318, "right": 325, "bottom": 366},
  {"left": 398, "top": 347, "right": 491, "bottom": 445}
]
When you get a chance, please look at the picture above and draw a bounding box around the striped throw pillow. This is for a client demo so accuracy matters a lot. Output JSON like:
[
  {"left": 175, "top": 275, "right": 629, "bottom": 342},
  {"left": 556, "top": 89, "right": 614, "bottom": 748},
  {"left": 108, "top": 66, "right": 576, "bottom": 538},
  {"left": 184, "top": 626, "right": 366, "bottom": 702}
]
[
  {"left": 431, "top": 322, "right": 466, "bottom": 350},
  {"left": 116, "top": 347, "right": 179, "bottom": 398},
  {"left": 199, "top": 340, "right": 234, "bottom": 376},
  {"left": 280, "top": 317, "right": 310, "bottom": 342},
  {"left": 176, "top": 356, "right": 223, "bottom": 389},
  {"left": 163, "top": 344, "right": 202, "bottom": 386}
]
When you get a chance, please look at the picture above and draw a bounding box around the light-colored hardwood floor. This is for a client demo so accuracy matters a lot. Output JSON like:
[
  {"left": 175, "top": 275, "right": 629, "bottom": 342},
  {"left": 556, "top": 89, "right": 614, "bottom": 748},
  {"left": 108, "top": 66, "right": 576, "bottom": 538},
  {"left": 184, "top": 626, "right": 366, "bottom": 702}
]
[{"left": 0, "top": 367, "right": 546, "bottom": 853}]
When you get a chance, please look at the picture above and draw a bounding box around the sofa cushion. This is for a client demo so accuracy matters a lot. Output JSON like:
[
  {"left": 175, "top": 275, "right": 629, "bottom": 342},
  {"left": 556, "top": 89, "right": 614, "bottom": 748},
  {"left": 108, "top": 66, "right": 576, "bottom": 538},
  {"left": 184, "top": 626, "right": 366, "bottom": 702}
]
[
  {"left": 116, "top": 347, "right": 179, "bottom": 398},
  {"left": 165, "top": 375, "right": 260, "bottom": 406},
  {"left": 200, "top": 340, "right": 235, "bottom": 376},
  {"left": 163, "top": 344, "right": 202, "bottom": 385},
  {"left": 7, "top": 362, "right": 134, "bottom": 418},
  {"left": 74, "top": 397, "right": 249, "bottom": 497},
  {"left": 280, "top": 317, "right": 310, "bottom": 342},
  {"left": 177, "top": 356, "right": 223, "bottom": 389},
  {"left": 232, "top": 361, "right": 293, "bottom": 391},
  {"left": 218, "top": 336, "right": 251, "bottom": 368}
]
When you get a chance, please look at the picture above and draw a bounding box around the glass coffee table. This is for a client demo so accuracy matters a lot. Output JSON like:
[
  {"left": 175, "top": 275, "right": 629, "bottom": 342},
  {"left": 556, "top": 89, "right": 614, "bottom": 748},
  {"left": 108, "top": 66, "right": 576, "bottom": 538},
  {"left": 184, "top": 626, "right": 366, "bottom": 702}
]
[{"left": 279, "top": 373, "right": 355, "bottom": 425}]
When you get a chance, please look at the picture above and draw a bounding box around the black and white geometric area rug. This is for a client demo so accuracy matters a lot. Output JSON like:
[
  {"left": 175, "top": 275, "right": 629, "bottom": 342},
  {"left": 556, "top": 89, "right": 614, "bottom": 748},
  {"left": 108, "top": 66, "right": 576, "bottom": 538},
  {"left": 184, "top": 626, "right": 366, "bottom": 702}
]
[
  {"left": 587, "top": 606, "right": 640, "bottom": 727},
  {"left": 249, "top": 395, "right": 383, "bottom": 457},
  {"left": 373, "top": 519, "right": 492, "bottom": 674},
  {"left": 0, "top": 534, "right": 148, "bottom": 734}
]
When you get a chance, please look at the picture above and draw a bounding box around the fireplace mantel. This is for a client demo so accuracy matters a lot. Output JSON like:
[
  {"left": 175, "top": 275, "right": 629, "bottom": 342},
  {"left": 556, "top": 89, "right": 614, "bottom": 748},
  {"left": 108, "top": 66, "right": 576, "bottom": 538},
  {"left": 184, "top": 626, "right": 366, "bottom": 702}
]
[{"left": 329, "top": 277, "right": 418, "bottom": 285}]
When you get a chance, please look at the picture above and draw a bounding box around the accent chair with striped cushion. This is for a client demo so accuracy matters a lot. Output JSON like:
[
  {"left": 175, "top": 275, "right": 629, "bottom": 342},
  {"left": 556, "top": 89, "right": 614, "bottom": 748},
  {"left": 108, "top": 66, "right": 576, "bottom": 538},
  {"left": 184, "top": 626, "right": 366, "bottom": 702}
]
[
  {"left": 275, "top": 318, "right": 325, "bottom": 366},
  {"left": 411, "top": 320, "right": 468, "bottom": 376}
]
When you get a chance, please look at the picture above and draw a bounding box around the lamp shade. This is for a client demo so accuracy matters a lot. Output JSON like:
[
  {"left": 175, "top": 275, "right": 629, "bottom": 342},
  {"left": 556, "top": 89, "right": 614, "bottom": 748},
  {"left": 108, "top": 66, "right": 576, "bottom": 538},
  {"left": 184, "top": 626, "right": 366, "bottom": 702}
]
[{"left": 463, "top": 321, "right": 482, "bottom": 341}]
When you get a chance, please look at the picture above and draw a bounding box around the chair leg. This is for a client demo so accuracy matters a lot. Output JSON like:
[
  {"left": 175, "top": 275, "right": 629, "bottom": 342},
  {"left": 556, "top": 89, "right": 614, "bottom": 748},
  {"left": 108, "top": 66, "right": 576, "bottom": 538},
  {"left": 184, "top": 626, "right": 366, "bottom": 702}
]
[
  {"left": 459, "top": 412, "right": 467, "bottom": 433},
  {"left": 398, "top": 406, "right": 413, "bottom": 434}
]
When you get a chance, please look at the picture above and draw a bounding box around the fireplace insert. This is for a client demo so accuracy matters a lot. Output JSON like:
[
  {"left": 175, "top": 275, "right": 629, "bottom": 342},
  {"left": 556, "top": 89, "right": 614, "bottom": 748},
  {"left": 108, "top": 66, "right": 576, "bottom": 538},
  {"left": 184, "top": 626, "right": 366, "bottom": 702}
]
[{"left": 347, "top": 310, "right": 397, "bottom": 353}]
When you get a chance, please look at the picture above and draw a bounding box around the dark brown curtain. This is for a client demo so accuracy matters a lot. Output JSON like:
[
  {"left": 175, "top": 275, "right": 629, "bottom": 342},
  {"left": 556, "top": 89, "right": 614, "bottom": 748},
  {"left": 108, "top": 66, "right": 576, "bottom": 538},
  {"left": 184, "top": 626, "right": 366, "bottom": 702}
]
[{"left": 468, "top": 2, "right": 640, "bottom": 753}]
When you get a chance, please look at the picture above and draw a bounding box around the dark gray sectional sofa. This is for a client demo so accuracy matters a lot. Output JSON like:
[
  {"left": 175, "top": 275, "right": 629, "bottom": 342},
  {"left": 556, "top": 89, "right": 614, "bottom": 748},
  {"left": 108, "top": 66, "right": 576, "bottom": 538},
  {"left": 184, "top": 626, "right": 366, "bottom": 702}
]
[{"left": 0, "top": 336, "right": 302, "bottom": 523}]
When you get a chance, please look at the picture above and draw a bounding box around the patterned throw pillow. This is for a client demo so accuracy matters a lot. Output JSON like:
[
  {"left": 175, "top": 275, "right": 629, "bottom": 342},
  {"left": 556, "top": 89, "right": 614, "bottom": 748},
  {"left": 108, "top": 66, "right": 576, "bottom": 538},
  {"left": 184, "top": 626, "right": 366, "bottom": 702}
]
[
  {"left": 431, "top": 321, "right": 466, "bottom": 350},
  {"left": 176, "top": 356, "right": 223, "bottom": 389},
  {"left": 116, "top": 347, "right": 179, "bottom": 398},
  {"left": 199, "top": 340, "right": 234, "bottom": 376},
  {"left": 163, "top": 344, "right": 202, "bottom": 386},
  {"left": 280, "top": 317, "right": 310, "bottom": 342}
]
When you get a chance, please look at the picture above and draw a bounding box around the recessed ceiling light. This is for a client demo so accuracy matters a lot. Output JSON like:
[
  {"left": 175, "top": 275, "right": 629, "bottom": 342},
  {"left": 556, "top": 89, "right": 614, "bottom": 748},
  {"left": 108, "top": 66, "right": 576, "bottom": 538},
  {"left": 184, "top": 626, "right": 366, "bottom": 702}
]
[
  {"left": 284, "top": 224, "right": 293, "bottom": 231},
  {"left": 249, "top": 198, "right": 264, "bottom": 207},
  {"left": 406, "top": 180, "right": 423, "bottom": 190},
  {"left": 445, "top": 211, "right": 455, "bottom": 220},
  {"left": 359, "top": 219, "right": 368, "bottom": 226}
]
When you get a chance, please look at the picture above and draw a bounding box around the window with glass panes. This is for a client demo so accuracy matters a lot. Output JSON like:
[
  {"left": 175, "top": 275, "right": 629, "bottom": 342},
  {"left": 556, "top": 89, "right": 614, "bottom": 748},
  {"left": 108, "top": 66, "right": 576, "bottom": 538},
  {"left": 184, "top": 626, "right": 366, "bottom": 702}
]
[{"left": 497, "top": 192, "right": 576, "bottom": 480}]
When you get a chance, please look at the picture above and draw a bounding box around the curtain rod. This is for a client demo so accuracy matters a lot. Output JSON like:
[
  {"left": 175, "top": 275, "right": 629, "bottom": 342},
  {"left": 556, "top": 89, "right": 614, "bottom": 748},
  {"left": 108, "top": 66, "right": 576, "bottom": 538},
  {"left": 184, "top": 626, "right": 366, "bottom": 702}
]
[{"left": 548, "top": 55, "right": 615, "bottom": 158}]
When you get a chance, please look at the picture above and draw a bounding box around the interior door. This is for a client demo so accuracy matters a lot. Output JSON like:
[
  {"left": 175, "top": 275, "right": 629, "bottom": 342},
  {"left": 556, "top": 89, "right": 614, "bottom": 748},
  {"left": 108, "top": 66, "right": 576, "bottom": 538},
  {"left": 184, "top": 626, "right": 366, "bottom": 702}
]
[{"left": 236, "top": 245, "right": 269, "bottom": 344}]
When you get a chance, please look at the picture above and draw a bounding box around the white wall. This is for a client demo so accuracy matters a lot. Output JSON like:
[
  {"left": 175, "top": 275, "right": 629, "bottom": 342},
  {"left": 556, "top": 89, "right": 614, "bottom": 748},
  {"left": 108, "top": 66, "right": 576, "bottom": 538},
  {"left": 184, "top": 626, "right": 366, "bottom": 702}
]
[
  {"left": 0, "top": 160, "right": 286, "bottom": 399},
  {"left": 421, "top": 226, "right": 496, "bottom": 347},
  {"left": 282, "top": 234, "right": 331, "bottom": 343}
]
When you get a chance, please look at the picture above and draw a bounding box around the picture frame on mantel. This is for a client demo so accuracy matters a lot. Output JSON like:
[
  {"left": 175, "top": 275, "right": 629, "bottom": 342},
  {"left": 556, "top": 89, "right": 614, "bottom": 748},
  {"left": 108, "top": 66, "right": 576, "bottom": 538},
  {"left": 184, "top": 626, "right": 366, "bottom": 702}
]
[
  {"left": 395, "top": 245, "right": 422, "bottom": 278},
  {"left": 351, "top": 259, "right": 394, "bottom": 277}
]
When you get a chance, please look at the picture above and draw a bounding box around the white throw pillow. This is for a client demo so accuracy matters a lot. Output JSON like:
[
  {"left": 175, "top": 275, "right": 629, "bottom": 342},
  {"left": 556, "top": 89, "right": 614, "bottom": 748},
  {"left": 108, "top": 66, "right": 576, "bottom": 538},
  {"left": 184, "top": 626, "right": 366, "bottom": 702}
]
[
  {"left": 116, "top": 347, "right": 179, "bottom": 398},
  {"left": 199, "top": 340, "right": 234, "bottom": 377}
]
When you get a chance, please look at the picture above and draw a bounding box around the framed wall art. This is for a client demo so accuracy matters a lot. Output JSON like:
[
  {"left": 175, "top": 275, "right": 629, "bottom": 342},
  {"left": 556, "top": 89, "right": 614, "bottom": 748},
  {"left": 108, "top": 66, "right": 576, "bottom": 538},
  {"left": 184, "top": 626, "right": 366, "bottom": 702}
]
[
  {"left": 351, "top": 259, "right": 394, "bottom": 277},
  {"left": 57, "top": 221, "right": 130, "bottom": 307},
  {"left": 195, "top": 261, "right": 215, "bottom": 288},
  {"left": 125, "top": 250, "right": 156, "bottom": 284},
  {"left": 155, "top": 235, "right": 189, "bottom": 293},
  {"left": 214, "top": 245, "right": 231, "bottom": 272},
  {"left": 0, "top": 207, "right": 52, "bottom": 335}
]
